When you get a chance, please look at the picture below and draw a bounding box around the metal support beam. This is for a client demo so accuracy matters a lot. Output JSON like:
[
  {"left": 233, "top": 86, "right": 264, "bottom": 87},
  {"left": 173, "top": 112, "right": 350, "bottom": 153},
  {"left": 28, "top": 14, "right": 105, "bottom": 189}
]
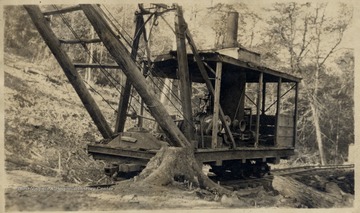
[
  {"left": 81, "top": 4, "right": 190, "bottom": 147},
  {"left": 275, "top": 77, "right": 282, "bottom": 146},
  {"left": 174, "top": 5, "right": 194, "bottom": 141},
  {"left": 212, "top": 62, "right": 222, "bottom": 148},
  {"left": 24, "top": 5, "right": 113, "bottom": 139},
  {"left": 114, "top": 12, "right": 144, "bottom": 133},
  {"left": 185, "top": 31, "right": 236, "bottom": 148},
  {"left": 255, "top": 72, "right": 263, "bottom": 147}
]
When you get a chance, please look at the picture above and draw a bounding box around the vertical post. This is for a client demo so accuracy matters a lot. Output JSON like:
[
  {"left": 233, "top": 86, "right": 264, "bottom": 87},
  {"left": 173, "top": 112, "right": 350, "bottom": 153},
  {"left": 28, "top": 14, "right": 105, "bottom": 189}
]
[
  {"left": 293, "top": 82, "right": 299, "bottom": 147},
  {"left": 85, "top": 27, "right": 95, "bottom": 86},
  {"left": 114, "top": 12, "right": 144, "bottom": 133},
  {"left": 255, "top": 72, "right": 263, "bottom": 147},
  {"left": 175, "top": 5, "right": 194, "bottom": 141},
  {"left": 24, "top": 5, "right": 113, "bottom": 139},
  {"left": 262, "top": 81, "right": 266, "bottom": 115},
  {"left": 185, "top": 29, "right": 236, "bottom": 148},
  {"left": 138, "top": 100, "right": 144, "bottom": 127},
  {"left": 138, "top": 7, "right": 154, "bottom": 129},
  {"left": 275, "top": 78, "right": 282, "bottom": 146},
  {"left": 212, "top": 62, "right": 222, "bottom": 148},
  {"left": 137, "top": 65, "right": 147, "bottom": 128}
]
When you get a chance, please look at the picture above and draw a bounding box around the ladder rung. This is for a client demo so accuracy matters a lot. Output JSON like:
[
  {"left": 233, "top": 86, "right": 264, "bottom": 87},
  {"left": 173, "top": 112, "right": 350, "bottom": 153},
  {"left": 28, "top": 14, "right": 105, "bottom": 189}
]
[
  {"left": 74, "top": 63, "right": 121, "bottom": 69},
  {"left": 43, "top": 5, "right": 81, "bottom": 16},
  {"left": 59, "top": 38, "right": 102, "bottom": 44}
]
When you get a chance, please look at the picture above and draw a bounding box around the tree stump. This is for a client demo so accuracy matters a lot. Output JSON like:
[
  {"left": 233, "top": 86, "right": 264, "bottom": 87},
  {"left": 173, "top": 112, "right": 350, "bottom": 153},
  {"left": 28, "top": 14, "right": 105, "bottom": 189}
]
[{"left": 136, "top": 147, "right": 231, "bottom": 195}]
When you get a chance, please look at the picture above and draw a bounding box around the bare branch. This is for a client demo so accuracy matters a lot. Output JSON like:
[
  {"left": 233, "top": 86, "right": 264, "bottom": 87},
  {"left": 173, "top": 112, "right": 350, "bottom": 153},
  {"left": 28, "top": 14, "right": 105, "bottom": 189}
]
[{"left": 319, "top": 32, "right": 344, "bottom": 67}]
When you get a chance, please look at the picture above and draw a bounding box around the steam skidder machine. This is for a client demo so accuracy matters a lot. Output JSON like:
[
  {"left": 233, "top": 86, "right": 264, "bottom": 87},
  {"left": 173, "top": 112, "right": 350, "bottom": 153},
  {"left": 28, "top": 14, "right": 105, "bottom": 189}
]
[{"left": 25, "top": 4, "right": 301, "bottom": 180}]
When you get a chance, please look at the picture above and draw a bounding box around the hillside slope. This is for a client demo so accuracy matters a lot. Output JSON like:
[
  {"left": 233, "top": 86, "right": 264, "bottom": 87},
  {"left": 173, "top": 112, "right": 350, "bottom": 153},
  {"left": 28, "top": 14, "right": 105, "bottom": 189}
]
[{"left": 4, "top": 53, "right": 110, "bottom": 183}]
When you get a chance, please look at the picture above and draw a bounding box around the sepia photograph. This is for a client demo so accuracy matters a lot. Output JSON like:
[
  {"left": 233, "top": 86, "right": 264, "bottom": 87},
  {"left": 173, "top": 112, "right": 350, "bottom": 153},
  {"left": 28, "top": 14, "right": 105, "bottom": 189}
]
[{"left": 1, "top": 0, "right": 357, "bottom": 211}]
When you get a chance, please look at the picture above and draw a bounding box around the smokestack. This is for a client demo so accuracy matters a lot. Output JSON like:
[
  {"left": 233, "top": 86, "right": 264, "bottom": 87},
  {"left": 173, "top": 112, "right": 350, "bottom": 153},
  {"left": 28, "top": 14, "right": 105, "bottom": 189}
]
[{"left": 222, "top": 11, "right": 239, "bottom": 48}]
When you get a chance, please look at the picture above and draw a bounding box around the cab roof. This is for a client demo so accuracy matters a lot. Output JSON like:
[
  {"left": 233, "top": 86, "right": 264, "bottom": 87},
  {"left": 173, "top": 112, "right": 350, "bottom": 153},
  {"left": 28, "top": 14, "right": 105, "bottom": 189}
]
[{"left": 150, "top": 51, "right": 302, "bottom": 83}]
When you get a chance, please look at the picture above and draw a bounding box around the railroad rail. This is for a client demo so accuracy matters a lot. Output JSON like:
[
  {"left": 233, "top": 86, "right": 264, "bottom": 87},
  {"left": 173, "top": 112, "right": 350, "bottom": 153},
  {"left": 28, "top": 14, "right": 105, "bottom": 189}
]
[
  {"left": 211, "top": 164, "right": 354, "bottom": 191},
  {"left": 217, "top": 175, "right": 274, "bottom": 191},
  {"left": 271, "top": 164, "right": 354, "bottom": 176}
]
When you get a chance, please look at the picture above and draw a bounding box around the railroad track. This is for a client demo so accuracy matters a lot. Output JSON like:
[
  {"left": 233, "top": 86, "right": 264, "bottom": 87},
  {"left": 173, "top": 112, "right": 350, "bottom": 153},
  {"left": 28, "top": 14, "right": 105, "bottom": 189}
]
[
  {"left": 271, "top": 164, "right": 354, "bottom": 176},
  {"left": 211, "top": 164, "right": 354, "bottom": 191},
  {"left": 88, "top": 164, "right": 354, "bottom": 189},
  {"left": 216, "top": 175, "right": 274, "bottom": 191}
]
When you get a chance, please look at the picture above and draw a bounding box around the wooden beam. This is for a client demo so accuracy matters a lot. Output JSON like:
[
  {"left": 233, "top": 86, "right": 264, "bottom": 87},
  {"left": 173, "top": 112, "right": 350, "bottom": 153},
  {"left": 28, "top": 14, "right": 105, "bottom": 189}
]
[
  {"left": 114, "top": 12, "right": 145, "bottom": 133},
  {"left": 293, "top": 82, "right": 299, "bottom": 147},
  {"left": 185, "top": 30, "right": 236, "bottom": 148},
  {"left": 42, "top": 5, "right": 82, "bottom": 16},
  {"left": 80, "top": 4, "right": 190, "bottom": 147},
  {"left": 212, "top": 62, "right": 222, "bottom": 149},
  {"left": 275, "top": 77, "right": 282, "bottom": 146},
  {"left": 262, "top": 82, "right": 266, "bottom": 115},
  {"left": 74, "top": 63, "right": 120, "bottom": 69},
  {"left": 255, "top": 72, "right": 263, "bottom": 147},
  {"left": 24, "top": 5, "right": 113, "bottom": 139},
  {"left": 174, "top": 5, "right": 194, "bottom": 141},
  {"left": 59, "top": 38, "right": 102, "bottom": 44}
]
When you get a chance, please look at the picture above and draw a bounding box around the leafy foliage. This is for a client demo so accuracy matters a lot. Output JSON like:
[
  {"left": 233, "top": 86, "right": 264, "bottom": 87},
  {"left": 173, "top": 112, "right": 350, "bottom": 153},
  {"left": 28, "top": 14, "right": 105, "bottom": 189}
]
[{"left": 258, "top": 2, "right": 354, "bottom": 164}]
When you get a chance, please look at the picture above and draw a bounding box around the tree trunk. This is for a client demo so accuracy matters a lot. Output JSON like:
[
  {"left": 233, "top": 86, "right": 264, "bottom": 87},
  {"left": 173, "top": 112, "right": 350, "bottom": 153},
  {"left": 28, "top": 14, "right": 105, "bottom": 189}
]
[
  {"left": 310, "top": 103, "right": 325, "bottom": 165},
  {"left": 335, "top": 103, "right": 340, "bottom": 164},
  {"left": 313, "top": 12, "right": 325, "bottom": 165},
  {"left": 301, "top": 79, "right": 326, "bottom": 165}
]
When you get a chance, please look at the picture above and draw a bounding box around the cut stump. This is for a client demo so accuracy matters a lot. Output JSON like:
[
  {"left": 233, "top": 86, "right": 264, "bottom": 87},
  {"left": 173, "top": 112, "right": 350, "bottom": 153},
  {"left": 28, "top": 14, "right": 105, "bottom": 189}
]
[{"left": 136, "top": 147, "right": 231, "bottom": 195}]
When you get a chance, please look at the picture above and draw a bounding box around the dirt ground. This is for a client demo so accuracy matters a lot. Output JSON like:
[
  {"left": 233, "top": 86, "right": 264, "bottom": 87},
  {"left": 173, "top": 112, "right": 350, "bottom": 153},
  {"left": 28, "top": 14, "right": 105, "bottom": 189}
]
[
  {"left": 4, "top": 170, "right": 226, "bottom": 211},
  {"left": 5, "top": 168, "right": 355, "bottom": 211}
]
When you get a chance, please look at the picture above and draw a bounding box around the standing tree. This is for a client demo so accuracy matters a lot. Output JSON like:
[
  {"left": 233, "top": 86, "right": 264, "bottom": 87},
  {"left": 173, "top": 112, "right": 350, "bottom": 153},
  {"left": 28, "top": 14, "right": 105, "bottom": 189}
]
[
  {"left": 320, "top": 50, "right": 354, "bottom": 164},
  {"left": 262, "top": 2, "right": 352, "bottom": 165}
]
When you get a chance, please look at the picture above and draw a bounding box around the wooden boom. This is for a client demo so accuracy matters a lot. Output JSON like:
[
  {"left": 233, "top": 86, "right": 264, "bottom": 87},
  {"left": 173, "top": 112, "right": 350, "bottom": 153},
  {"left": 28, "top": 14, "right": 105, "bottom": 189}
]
[
  {"left": 174, "top": 5, "right": 194, "bottom": 141},
  {"left": 24, "top": 5, "right": 113, "bottom": 139},
  {"left": 80, "top": 4, "right": 190, "bottom": 148}
]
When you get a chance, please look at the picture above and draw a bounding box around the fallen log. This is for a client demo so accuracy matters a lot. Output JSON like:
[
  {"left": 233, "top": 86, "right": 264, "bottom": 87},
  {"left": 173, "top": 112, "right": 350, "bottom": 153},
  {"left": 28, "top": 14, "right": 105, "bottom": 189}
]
[{"left": 273, "top": 175, "right": 348, "bottom": 208}]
